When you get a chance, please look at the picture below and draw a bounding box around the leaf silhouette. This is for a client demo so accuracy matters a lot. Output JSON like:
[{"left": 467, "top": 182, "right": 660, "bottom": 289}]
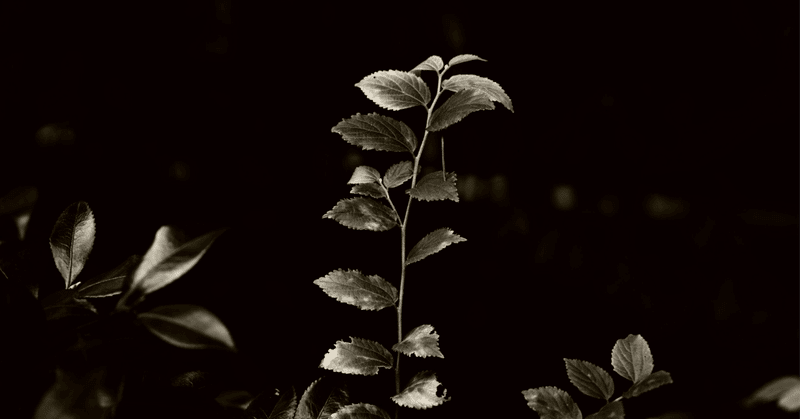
[
  {"left": 320, "top": 337, "right": 393, "bottom": 376},
  {"left": 314, "top": 269, "right": 398, "bottom": 311},
  {"left": 442, "top": 74, "right": 513, "bottom": 112},
  {"left": 564, "top": 358, "right": 615, "bottom": 401},
  {"left": 137, "top": 304, "right": 236, "bottom": 351},
  {"left": 355, "top": 70, "right": 430, "bottom": 111},
  {"left": 391, "top": 370, "right": 449, "bottom": 409},
  {"left": 622, "top": 370, "right": 672, "bottom": 398},
  {"left": 383, "top": 161, "right": 414, "bottom": 189},
  {"left": 427, "top": 89, "right": 495, "bottom": 132},
  {"left": 585, "top": 400, "right": 624, "bottom": 419},
  {"left": 611, "top": 334, "right": 654, "bottom": 383},
  {"left": 392, "top": 324, "right": 443, "bottom": 358},
  {"left": 406, "top": 171, "right": 458, "bottom": 202},
  {"left": 347, "top": 166, "right": 381, "bottom": 185},
  {"left": 246, "top": 386, "right": 297, "bottom": 419},
  {"left": 49, "top": 201, "right": 95, "bottom": 289},
  {"left": 295, "top": 377, "right": 350, "bottom": 419},
  {"left": 330, "top": 403, "right": 391, "bottom": 419},
  {"left": 406, "top": 228, "right": 466, "bottom": 265},
  {"left": 76, "top": 255, "right": 141, "bottom": 299},
  {"left": 323, "top": 198, "right": 397, "bottom": 231},
  {"left": 410, "top": 55, "right": 444, "bottom": 73},
  {"left": 350, "top": 184, "right": 386, "bottom": 200},
  {"left": 522, "top": 386, "right": 582, "bottom": 419},
  {"left": 332, "top": 113, "right": 417, "bottom": 154},
  {"left": 448, "top": 54, "right": 487, "bottom": 68}
]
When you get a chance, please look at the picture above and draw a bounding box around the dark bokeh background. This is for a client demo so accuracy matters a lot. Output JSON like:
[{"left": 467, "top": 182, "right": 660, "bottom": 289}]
[{"left": 3, "top": 2, "right": 798, "bottom": 418}]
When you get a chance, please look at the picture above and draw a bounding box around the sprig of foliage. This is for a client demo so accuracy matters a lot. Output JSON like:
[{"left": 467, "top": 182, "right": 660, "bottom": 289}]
[
  {"left": 522, "top": 334, "right": 673, "bottom": 419},
  {"left": 310, "top": 54, "right": 513, "bottom": 418}
]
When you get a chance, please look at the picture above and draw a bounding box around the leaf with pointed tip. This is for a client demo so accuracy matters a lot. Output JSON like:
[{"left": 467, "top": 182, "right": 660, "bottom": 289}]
[
  {"left": 295, "top": 377, "right": 350, "bottom": 419},
  {"left": 428, "top": 89, "right": 494, "bottom": 132},
  {"left": 392, "top": 371, "right": 449, "bottom": 410},
  {"left": 137, "top": 304, "right": 235, "bottom": 351},
  {"left": 522, "top": 387, "right": 582, "bottom": 419},
  {"left": 448, "top": 54, "right": 487, "bottom": 67},
  {"left": 383, "top": 161, "right": 414, "bottom": 188},
  {"left": 406, "top": 228, "right": 466, "bottom": 266},
  {"left": 406, "top": 171, "right": 458, "bottom": 202},
  {"left": 411, "top": 56, "right": 444, "bottom": 74},
  {"left": 392, "top": 324, "right": 443, "bottom": 358},
  {"left": 246, "top": 386, "right": 297, "bottom": 419},
  {"left": 77, "top": 255, "right": 141, "bottom": 299},
  {"left": 331, "top": 403, "right": 391, "bottom": 419},
  {"left": 347, "top": 166, "right": 381, "bottom": 185},
  {"left": 565, "top": 359, "right": 615, "bottom": 401},
  {"left": 585, "top": 400, "right": 624, "bottom": 419},
  {"left": 355, "top": 70, "right": 431, "bottom": 110},
  {"left": 49, "top": 201, "right": 95, "bottom": 289},
  {"left": 611, "top": 334, "right": 654, "bottom": 383},
  {"left": 320, "top": 337, "right": 393, "bottom": 376},
  {"left": 314, "top": 269, "right": 398, "bottom": 311},
  {"left": 442, "top": 74, "right": 513, "bottom": 112},
  {"left": 117, "top": 227, "right": 226, "bottom": 309},
  {"left": 622, "top": 370, "right": 672, "bottom": 399},
  {"left": 332, "top": 113, "right": 417, "bottom": 154},
  {"left": 350, "top": 184, "right": 386, "bottom": 200},
  {"left": 323, "top": 198, "right": 397, "bottom": 231}
]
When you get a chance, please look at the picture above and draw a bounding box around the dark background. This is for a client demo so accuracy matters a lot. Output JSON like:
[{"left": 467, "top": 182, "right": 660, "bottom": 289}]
[{"left": 3, "top": 1, "right": 798, "bottom": 418}]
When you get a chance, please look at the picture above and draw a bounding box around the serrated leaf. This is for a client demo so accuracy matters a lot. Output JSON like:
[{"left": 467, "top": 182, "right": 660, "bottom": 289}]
[
  {"left": 332, "top": 113, "right": 417, "bottom": 154},
  {"left": 323, "top": 198, "right": 397, "bottom": 231},
  {"left": 246, "top": 386, "right": 297, "bottom": 419},
  {"left": 348, "top": 166, "right": 381, "bottom": 185},
  {"left": 565, "top": 359, "right": 615, "bottom": 401},
  {"left": 117, "top": 227, "right": 226, "bottom": 309},
  {"left": 522, "top": 386, "right": 583, "bottom": 419},
  {"left": 314, "top": 269, "right": 398, "bottom": 311},
  {"left": 406, "top": 171, "right": 458, "bottom": 202},
  {"left": 406, "top": 228, "right": 466, "bottom": 266},
  {"left": 585, "top": 400, "right": 624, "bottom": 419},
  {"left": 295, "top": 377, "right": 350, "bottom": 419},
  {"left": 320, "top": 337, "right": 393, "bottom": 376},
  {"left": 391, "top": 370, "right": 449, "bottom": 409},
  {"left": 621, "top": 370, "right": 672, "bottom": 399},
  {"left": 745, "top": 376, "right": 800, "bottom": 407},
  {"left": 391, "top": 324, "right": 443, "bottom": 358},
  {"left": 355, "top": 70, "right": 431, "bottom": 111},
  {"left": 611, "top": 334, "right": 654, "bottom": 384},
  {"left": 384, "top": 161, "right": 414, "bottom": 189},
  {"left": 137, "top": 304, "right": 236, "bottom": 351},
  {"left": 411, "top": 56, "right": 444, "bottom": 73},
  {"left": 330, "top": 403, "right": 391, "bottom": 419},
  {"left": 428, "top": 88, "right": 495, "bottom": 132},
  {"left": 350, "top": 184, "right": 387, "bottom": 200},
  {"left": 76, "top": 255, "right": 141, "bottom": 299},
  {"left": 442, "top": 74, "right": 513, "bottom": 112},
  {"left": 448, "top": 54, "right": 487, "bottom": 67},
  {"left": 49, "top": 201, "right": 95, "bottom": 289}
]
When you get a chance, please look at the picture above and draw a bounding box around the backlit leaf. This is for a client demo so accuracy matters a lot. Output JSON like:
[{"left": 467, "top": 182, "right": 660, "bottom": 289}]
[
  {"left": 392, "top": 324, "right": 443, "bottom": 358},
  {"left": 406, "top": 228, "right": 466, "bottom": 265},
  {"left": 295, "top": 377, "right": 350, "bottom": 419},
  {"left": 522, "top": 387, "right": 582, "bottom": 419},
  {"left": 347, "top": 166, "right": 381, "bottom": 185},
  {"left": 410, "top": 56, "right": 444, "bottom": 74},
  {"left": 406, "top": 171, "right": 458, "bottom": 202},
  {"left": 392, "top": 370, "right": 449, "bottom": 409},
  {"left": 350, "top": 184, "right": 386, "bottom": 200},
  {"left": 314, "top": 269, "right": 398, "bottom": 311},
  {"left": 611, "top": 334, "right": 654, "bottom": 383},
  {"left": 137, "top": 304, "right": 235, "bottom": 351},
  {"left": 332, "top": 113, "right": 417, "bottom": 154},
  {"left": 323, "top": 198, "right": 397, "bottom": 231},
  {"left": 442, "top": 74, "right": 513, "bottom": 112},
  {"left": 320, "top": 337, "right": 393, "bottom": 376},
  {"left": 355, "top": 70, "right": 430, "bottom": 111},
  {"left": 621, "top": 370, "right": 672, "bottom": 399},
  {"left": 76, "top": 255, "right": 141, "bottom": 299},
  {"left": 331, "top": 403, "right": 391, "bottom": 419},
  {"left": 49, "top": 201, "right": 95, "bottom": 289},
  {"left": 585, "top": 400, "right": 624, "bottom": 419},
  {"left": 383, "top": 161, "right": 414, "bottom": 188},
  {"left": 565, "top": 358, "right": 615, "bottom": 401},
  {"left": 427, "top": 89, "right": 494, "bottom": 132},
  {"left": 448, "top": 54, "right": 487, "bottom": 68},
  {"left": 246, "top": 386, "right": 297, "bottom": 419}
]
